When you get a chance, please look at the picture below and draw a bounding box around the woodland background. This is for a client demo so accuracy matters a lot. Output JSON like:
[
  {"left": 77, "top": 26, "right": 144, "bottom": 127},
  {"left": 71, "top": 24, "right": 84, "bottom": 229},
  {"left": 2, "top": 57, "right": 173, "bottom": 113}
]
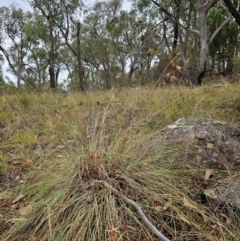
[{"left": 1, "top": 0, "right": 240, "bottom": 93}]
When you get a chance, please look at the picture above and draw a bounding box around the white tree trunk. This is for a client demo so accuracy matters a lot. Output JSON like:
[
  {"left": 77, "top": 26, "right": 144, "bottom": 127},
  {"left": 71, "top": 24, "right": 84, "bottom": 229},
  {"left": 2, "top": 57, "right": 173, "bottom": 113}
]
[{"left": 197, "top": 0, "right": 231, "bottom": 85}]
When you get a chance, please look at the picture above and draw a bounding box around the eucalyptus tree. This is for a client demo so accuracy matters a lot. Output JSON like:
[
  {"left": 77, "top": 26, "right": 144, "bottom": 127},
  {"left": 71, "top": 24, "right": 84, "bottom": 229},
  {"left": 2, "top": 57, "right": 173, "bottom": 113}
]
[
  {"left": 149, "top": 0, "right": 180, "bottom": 52},
  {"left": 196, "top": 0, "right": 231, "bottom": 85},
  {"left": 123, "top": 5, "right": 163, "bottom": 85},
  {"left": 23, "top": 13, "right": 49, "bottom": 89},
  {"left": 136, "top": 0, "right": 232, "bottom": 85},
  {"left": 0, "top": 5, "right": 31, "bottom": 90},
  {"left": 54, "top": 44, "right": 80, "bottom": 90},
  {"left": 103, "top": 9, "right": 129, "bottom": 86},
  {"left": 83, "top": 0, "right": 164, "bottom": 88},
  {"left": 28, "top": 0, "right": 63, "bottom": 89},
  {"left": 208, "top": 6, "right": 239, "bottom": 75},
  {"left": 50, "top": 0, "right": 86, "bottom": 93},
  {"left": 25, "top": 47, "right": 49, "bottom": 89},
  {"left": 134, "top": 0, "right": 199, "bottom": 83},
  {"left": 83, "top": 0, "right": 124, "bottom": 89},
  {"left": 146, "top": 0, "right": 197, "bottom": 62}
]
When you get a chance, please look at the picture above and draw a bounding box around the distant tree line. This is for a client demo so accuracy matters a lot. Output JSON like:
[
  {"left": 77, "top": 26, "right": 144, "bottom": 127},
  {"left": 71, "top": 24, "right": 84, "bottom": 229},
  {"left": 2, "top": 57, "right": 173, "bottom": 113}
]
[{"left": 0, "top": 0, "right": 240, "bottom": 93}]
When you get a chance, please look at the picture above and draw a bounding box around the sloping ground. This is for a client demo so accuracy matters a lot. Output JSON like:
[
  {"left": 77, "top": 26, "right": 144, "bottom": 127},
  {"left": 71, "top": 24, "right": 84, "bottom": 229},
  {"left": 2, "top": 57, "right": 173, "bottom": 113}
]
[
  {"left": 1, "top": 86, "right": 240, "bottom": 241},
  {"left": 3, "top": 117, "right": 240, "bottom": 241}
]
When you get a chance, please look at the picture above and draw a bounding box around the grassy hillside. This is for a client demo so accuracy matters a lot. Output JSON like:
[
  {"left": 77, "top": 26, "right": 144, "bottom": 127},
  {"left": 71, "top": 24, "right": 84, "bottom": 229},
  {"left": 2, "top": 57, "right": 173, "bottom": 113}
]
[{"left": 0, "top": 84, "right": 240, "bottom": 240}]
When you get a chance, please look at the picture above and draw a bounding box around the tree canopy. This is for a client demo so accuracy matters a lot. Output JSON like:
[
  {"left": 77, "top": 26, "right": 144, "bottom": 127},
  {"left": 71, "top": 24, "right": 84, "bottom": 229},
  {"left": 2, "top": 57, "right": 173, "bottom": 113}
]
[{"left": 0, "top": 0, "right": 239, "bottom": 92}]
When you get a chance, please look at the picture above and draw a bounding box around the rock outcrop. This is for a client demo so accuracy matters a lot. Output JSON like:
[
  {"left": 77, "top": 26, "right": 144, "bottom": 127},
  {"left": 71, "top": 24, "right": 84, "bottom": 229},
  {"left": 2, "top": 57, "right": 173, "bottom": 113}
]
[
  {"left": 162, "top": 117, "right": 240, "bottom": 169},
  {"left": 158, "top": 118, "right": 240, "bottom": 207}
]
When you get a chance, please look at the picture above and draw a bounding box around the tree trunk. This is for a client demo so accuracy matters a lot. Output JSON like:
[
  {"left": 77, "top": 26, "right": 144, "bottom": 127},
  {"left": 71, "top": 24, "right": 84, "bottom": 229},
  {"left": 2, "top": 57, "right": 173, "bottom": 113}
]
[
  {"left": 105, "top": 62, "right": 113, "bottom": 90},
  {"left": 222, "top": 0, "right": 240, "bottom": 26},
  {"left": 17, "top": 54, "right": 21, "bottom": 91},
  {"left": 197, "top": 42, "right": 209, "bottom": 85},
  {"left": 128, "top": 65, "right": 135, "bottom": 85},
  {"left": 49, "top": 16, "right": 56, "bottom": 89},
  {"left": 76, "top": 22, "right": 85, "bottom": 93},
  {"left": 172, "top": 21, "right": 179, "bottom": 51},
  {"left": 197, "top": 0, "right": 209, "bottom": 85},
  {"left": 172, "top": 0, "right": 180, "bottom": 52},
  {"left": 49, "top": 61, "right": 55, "bottom": 88},
  {"left": 197, "top": 0, "right": 229, "bottom": 85},
  {"left": 35, "top": 58, "right": 42, "bottom": 90}
]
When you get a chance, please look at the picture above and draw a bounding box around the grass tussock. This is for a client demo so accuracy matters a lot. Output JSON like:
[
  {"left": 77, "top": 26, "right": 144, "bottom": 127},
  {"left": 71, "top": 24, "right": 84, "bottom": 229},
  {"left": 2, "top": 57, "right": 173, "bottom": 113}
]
[{"left": 1, "top": 84, "right": 240, "bottom": 241}]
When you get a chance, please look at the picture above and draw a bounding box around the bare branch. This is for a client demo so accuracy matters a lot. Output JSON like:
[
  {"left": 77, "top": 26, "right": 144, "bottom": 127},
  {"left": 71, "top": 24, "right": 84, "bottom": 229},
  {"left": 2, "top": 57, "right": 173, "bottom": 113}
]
[
  {"left": 151, "top": 0, "right": 176, "bottom": 22},
  {"left": 222, "top": 0, "right": 240, "bottom": 26},
  {"left": 203, "top": 0, "right": 210, "bottom": 7},
  {"left": 0, "top": 45, "right": 17, "bottom": 76},
  {"left": 187, "top": 27, "right": 200, "bottom": 35},
  {"left": 209, "top": 15, "right": 231, "bottom": 44},
  {"left": 205, "top": 0, "right": 220, "bottom": 13},
  {"left": 94, "top": 180, "right": 171, "bottom": 241}
]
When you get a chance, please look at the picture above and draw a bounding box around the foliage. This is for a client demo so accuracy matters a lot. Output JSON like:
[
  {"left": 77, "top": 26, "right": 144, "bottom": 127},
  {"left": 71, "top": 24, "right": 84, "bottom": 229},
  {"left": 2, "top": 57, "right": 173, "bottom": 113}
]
[
  {"left": 1, "top": 0, "right": 239, "bottom": 91},
  {"left": 208, "top": 5, "right": 240, "bottom": 74}
]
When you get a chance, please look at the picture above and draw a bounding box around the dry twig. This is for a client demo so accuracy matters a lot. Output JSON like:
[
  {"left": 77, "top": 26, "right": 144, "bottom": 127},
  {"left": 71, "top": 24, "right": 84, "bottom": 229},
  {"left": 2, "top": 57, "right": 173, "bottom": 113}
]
[{"left": 94, "top": 180, "right": 171, "bottom": 241}]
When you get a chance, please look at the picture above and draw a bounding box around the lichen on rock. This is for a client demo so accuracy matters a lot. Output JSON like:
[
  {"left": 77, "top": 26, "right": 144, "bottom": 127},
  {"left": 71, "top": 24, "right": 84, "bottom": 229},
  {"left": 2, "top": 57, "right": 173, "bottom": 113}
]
[
  {"left": 161, "top": 117, "right": 240, "bottom": 169},
  {"left": 159, "top": 117, "right": 240, "bottom": 206}
]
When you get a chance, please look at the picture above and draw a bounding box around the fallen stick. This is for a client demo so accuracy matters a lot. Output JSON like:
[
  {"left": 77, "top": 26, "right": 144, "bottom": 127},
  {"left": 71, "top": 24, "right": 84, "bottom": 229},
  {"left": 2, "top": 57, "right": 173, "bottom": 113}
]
[{"left": 94, "top": 180, "right": 171, "bottom": 241}]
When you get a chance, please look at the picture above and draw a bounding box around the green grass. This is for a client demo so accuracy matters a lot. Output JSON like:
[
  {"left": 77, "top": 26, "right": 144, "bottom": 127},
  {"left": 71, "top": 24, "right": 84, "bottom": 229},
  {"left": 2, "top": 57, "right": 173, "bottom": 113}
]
[{"left": 0, "top": 84, "right": 240, "bottom": 240}]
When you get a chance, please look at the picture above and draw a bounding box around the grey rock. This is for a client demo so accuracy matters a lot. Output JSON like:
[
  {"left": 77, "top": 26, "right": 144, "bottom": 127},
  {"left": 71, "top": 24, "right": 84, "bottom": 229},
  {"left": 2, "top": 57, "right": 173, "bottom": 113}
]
[{"left": 150, "top": 117, "right": 240, "bottom": 206}]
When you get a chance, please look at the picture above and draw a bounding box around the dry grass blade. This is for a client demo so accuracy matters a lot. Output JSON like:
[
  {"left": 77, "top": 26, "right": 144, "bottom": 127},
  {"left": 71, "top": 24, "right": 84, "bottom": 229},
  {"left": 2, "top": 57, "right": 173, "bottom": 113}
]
[{"left": 0, "top": 85, "right": 240, "bottom": 240}]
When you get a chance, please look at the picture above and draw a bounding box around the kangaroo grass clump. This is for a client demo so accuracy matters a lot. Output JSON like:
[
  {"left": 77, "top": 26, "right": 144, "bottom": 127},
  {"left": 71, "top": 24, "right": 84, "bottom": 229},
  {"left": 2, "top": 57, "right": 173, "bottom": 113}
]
[{"left": 5, "top": 129, "right": 238, "bottom": 241}]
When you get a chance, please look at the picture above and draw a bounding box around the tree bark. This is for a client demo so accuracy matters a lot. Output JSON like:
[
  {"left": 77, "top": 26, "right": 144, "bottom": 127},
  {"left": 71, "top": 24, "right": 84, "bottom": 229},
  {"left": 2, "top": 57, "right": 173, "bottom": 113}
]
[
  {"left": 76, "top": 22, "right": 85, "bottom": 93},
  {"left": 178, "top": 1, "right": 195, "bottom": 81},
  {"left": 197, "top": 0, "right": 209, "bottom": 85},
  {"left": 172, "top": 0, "right": 180, "bottom": 51},
  {"left": 17, "top": 53, "right": 22, "bottom": 90},
  {"left": 197, "top": 1, "right": 209, "bottom": 85},
  {"left": 197, "top": 0, "right": 230, "bottom": 85},
  {"left": 48, "top": 16, "right": 56, "bottom": 89},
  {"left": 128, "top": 64, "right": 136, "bottom": 85},
  {"left": 222, "top": 0, "right": 240, "bottom": 26}
]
